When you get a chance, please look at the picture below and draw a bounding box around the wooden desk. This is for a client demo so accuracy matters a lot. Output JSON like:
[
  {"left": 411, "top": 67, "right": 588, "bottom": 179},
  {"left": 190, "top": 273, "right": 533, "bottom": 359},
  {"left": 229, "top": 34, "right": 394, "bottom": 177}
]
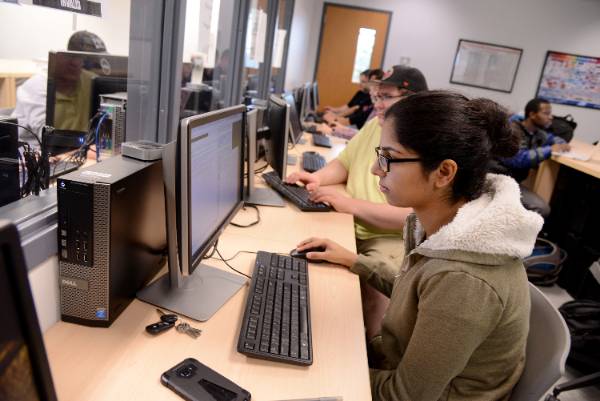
[
  {"left": 43, "top": 135, "right": 371, "bottom": 401},
  {"left": 0, "top": 59, "right": 38, "bottom": 108},
  {"left": 533, "top": 139, "right": 600, "bottom": 203}
]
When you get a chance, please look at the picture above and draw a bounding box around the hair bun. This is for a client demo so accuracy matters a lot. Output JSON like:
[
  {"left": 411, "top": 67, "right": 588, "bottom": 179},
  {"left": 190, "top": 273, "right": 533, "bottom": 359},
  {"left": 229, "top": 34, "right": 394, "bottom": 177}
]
[{"left": 468, "top": 98, "right": 519, "bottom": 158}]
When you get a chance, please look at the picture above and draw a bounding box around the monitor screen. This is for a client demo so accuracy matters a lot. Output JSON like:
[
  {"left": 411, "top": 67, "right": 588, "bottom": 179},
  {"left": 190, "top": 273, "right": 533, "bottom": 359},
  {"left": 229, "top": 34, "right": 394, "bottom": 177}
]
[
  {"left": 283, "top": 93, "right": 303, "bottom": 144},
  {"left": 265, "top": 95, "right": 290, "bottom": 179},
  {"left": 0, "top": 221, "right": 58, "bottom": 401},
  {"left": 46, "top": 51, "right": 128, "bottom": 144},
  {"left": 180, "top": 106, "right": 246, "bottom": 274}
]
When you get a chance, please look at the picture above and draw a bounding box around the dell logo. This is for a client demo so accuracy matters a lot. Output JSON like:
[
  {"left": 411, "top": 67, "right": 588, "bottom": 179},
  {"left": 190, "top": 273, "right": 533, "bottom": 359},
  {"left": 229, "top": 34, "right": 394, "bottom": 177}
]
[{"left": 60, "top": 277, "right": 89, "bottom": 291}]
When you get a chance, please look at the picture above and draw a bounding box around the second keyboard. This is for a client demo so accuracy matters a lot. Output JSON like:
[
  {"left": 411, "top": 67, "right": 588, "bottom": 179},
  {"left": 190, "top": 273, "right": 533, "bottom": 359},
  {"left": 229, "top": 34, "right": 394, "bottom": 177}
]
[{"left": 262, "top": 171, "right": 331, "bottom": 212}]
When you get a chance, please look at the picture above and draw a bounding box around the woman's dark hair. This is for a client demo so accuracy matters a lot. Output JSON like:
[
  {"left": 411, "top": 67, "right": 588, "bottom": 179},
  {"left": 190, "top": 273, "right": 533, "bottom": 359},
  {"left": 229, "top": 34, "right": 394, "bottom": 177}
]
[
  {"left": 368, "top": 68, "right": 384, "bottom": 80},
  {"left": 384, "top": 90, "right": 520, "bottom": 201}
]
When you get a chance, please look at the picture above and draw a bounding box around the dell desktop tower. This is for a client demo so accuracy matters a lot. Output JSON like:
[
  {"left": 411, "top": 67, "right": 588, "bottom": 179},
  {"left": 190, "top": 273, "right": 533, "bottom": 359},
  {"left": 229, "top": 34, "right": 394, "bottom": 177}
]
[{"left": 57, "top": 156, "right": 166, "bottom": 327}]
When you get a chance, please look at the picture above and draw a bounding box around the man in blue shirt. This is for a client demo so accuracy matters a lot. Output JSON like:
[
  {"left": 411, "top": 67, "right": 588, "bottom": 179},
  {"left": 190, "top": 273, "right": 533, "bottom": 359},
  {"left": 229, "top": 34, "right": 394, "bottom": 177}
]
[{"left": 501, "top": 98, "right": 570, "bottom": 217}]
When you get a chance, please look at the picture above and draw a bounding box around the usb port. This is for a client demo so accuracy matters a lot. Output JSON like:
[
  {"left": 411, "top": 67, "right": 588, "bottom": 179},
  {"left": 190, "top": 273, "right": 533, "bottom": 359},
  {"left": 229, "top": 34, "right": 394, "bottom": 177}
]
[
  {"left": 83, "top": 254, "right": 88, "bottom": 263},
  {"left": 75, "top": 240, "right": 80, "bottom": 249},
  {"left": 83, "top": 241, "right": 87, "bottom": 251}
]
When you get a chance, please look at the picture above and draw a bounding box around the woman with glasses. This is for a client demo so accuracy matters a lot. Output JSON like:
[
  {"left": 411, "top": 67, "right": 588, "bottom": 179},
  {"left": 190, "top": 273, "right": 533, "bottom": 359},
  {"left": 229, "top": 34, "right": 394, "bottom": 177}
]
[
  {"left": 296, "top": 91, "right": 543, "bottom": 401},
  {"left": 286, "top": 66, "right": 429, "bottom": 341}
]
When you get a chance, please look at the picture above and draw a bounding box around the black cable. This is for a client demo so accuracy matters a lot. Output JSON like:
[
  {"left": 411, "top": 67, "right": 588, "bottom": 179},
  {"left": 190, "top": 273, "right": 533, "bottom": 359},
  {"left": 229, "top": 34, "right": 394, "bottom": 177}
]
[
  {"left": 0, "top": 121, "right": 42, "bottom": 146},
  {"left": 203, "top": 239, "right": 219, "bottom": 260},
  {"left": 214, "top": 247, "right": 251, "bottom": 279},
  {"left": 230, "top": 205, "right": 260, "bottom": 228}
]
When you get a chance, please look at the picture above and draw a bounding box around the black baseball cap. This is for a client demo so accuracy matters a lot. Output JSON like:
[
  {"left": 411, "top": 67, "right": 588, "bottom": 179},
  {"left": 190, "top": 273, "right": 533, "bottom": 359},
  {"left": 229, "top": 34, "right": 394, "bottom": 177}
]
[
  {"left": 373, "top": 65, "right": 428, "bottom": 93},
  {"left": 67, "top": 31, "right": 107, "bottom": 53}
]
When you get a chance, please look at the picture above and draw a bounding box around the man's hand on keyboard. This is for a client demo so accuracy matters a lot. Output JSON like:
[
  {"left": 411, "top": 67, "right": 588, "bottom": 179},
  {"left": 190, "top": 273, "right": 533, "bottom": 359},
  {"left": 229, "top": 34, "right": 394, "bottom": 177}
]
[
  {"left": 284, "top": 171, "right": 321, "bottom": 191},
  {"left": 309, "top": 187, "right": 353, "bottom": 213},
  {"left": 296, "top": 237, "right": 357, "bottom": 267}
]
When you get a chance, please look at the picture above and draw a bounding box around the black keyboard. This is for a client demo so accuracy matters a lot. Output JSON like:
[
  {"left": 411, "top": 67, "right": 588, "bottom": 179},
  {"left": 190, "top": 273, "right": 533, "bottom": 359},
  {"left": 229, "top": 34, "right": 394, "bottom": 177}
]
[
  {"left": 312, "top": 133, "right": 332, "bottom": 148},
  {"left": 261, "top": 171, "right": 331, "bottom": 212},
  {"left": 237, "top": 251, "right": 312, "bottom": 365},
  {"left": 302, "top": 151, "right": 326, "bottom": 173}
]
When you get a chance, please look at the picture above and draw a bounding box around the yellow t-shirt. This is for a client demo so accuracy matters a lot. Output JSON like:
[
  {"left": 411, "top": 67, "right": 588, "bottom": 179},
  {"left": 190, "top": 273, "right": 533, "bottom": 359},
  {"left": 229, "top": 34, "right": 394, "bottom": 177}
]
[
  {"left": 337, "top": 118, "right": 403, "bottom": 240},
  {"left": 54, "top": 69, "right": 96, "bottom": 132}
]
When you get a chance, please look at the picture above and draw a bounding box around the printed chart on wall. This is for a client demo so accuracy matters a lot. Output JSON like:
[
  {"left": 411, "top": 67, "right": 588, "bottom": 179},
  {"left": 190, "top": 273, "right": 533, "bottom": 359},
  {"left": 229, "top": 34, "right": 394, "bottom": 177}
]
[
  {"left": 450, "top": 39, "right": 522, "bottom": 93},
  {"left": 536, "top": 51, "right": 600, "bottom": 110}
]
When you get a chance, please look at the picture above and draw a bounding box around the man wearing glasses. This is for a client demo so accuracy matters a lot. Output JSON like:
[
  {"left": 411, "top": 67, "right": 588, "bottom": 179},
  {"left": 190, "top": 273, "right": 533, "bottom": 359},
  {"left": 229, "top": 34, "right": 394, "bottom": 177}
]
[{"left": 286, "top": 65, "right": 428, "bottom": 339}]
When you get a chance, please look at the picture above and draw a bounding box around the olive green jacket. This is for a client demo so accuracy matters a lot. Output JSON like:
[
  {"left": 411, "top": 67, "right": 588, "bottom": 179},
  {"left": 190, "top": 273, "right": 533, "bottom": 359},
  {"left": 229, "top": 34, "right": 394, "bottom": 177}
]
[{"left": 351, "top": 174, "right": 544, "bottom": 401}]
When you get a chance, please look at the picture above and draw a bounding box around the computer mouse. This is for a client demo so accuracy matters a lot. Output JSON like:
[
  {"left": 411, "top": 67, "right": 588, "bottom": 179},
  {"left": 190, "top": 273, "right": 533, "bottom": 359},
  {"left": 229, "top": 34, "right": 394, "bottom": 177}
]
[{"left": 290, "top": 246, "right": 326, "bottom": 262}]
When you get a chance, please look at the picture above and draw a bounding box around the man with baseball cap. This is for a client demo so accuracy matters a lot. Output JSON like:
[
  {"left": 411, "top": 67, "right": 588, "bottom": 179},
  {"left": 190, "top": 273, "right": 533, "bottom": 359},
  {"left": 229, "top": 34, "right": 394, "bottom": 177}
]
[{"left": 286, "top": 65, "right": 428, "bottom": 339}]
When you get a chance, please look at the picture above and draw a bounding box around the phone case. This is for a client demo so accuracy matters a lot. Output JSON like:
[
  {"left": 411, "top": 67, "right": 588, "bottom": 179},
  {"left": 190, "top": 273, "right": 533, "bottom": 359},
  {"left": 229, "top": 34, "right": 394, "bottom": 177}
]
[{"left": 161, "top": 358, "right": 251, "bottom": 401}]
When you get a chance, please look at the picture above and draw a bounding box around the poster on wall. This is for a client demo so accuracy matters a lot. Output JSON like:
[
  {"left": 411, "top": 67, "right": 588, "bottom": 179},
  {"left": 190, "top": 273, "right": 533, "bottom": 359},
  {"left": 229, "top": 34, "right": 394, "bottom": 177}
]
[
  {"left": 536, "top": 51, "right": 600, "bottom": 110},
  {"left": 32, "top": 0, "right": 102, "bottom": 17},
  {"left": 450, "top": 39, "right": 522, "bottom": 93}
]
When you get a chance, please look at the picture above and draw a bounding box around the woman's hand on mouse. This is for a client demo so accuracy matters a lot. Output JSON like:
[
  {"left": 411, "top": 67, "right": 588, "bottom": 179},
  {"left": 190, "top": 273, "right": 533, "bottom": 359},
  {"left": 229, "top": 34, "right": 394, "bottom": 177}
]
[{"left": 296, "top": 237, "right": 358, "bottom": 268}]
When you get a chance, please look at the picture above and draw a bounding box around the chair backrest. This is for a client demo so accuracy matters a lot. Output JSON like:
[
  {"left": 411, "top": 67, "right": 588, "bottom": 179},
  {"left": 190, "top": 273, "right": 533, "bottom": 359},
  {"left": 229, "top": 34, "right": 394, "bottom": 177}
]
[{"left": 510, "top": 283, "right": 571, "bottom": 401}]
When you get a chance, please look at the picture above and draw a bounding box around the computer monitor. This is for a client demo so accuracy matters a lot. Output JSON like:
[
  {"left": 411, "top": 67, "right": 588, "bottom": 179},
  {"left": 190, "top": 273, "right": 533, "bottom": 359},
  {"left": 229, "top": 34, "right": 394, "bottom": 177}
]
[
  {"left": 0, "top": 220, "right": 58, "bottom": 401},
  {"left": 283, "top": 93, "right": 303, "bottom": 145},
  {"left": 302, "top": 82, "right": 313, "bottom": 117},
  {"left": 264, "top": 95, "right": 290, "bottom": 179},
  {"left": 245, "top": 106, "right": 285, "bottom": 208},
  {"left": 45, "top": 51, "right": 128, "bottom": 154},
  {"left": 312, "top": 81, "right": 320, "bottom": 111},
  {"left": 137, "top": 105, "right": 248, "bottom": 321}
]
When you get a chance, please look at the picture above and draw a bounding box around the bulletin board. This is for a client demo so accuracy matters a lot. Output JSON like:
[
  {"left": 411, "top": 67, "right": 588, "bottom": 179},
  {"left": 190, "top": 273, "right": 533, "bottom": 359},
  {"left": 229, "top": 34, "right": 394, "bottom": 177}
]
[
  {"left": 536, "top": 51, "right": 600, "bottom": 110},
  {"left": 450, "top": 39, "right": 522, "bottom": 93}
]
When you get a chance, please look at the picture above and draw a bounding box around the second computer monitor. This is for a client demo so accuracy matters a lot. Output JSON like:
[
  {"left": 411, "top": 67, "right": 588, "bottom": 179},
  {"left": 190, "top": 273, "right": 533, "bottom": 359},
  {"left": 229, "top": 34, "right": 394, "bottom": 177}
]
[
  {"left": 265, "top": 95, "right": 290, "bottom": 179},
  {"left": 283, "top": 93, "right": 303, "bottom": 145}
]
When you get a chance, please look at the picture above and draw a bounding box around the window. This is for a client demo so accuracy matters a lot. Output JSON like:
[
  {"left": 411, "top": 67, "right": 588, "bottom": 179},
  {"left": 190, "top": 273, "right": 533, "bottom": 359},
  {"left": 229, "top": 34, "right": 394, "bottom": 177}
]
[{"left": 351, "top": 28, "right": 376, "bottom": 83}]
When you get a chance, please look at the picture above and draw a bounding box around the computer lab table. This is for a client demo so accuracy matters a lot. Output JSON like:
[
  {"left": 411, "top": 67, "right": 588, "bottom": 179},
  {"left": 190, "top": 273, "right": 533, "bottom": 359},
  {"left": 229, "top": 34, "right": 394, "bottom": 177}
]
[{"left": 43, "top": 134, "right": 372, "bottom": 401}]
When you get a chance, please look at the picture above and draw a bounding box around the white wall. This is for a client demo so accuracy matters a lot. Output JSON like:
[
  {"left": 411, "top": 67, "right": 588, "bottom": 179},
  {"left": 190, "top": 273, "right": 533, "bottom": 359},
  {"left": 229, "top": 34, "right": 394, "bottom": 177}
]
[
  {"left": 285, "top": 0, "right": 600, "bottom": 143},
  {"left": 0, "top": 0, "right": 130, "bottom": 61}
]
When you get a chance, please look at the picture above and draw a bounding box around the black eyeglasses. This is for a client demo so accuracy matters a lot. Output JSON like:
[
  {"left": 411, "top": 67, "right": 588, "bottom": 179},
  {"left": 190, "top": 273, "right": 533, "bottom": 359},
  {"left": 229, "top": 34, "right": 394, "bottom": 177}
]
[{"left": 375, "top": 147, "right": 421, "bottom": 172}]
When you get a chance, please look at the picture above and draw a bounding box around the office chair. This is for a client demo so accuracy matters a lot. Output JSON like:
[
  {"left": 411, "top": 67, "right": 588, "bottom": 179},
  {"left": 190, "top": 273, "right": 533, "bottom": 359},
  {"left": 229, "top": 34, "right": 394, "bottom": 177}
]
[{"left": 509, "top": 283, "right": 570, "bottom": 401}]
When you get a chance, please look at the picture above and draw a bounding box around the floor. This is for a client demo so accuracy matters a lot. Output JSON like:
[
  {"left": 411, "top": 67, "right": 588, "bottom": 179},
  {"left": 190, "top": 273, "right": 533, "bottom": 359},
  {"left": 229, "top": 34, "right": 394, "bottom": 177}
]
[{"left": 538, "top": 285, "right": 600, "bottom": 401}]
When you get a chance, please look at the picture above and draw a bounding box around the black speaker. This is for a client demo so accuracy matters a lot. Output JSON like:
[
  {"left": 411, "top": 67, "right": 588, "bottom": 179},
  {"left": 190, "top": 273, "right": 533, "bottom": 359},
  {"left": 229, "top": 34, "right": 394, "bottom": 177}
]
[{"left": 0, "top": 117, "right": 20, "bottom": 207}]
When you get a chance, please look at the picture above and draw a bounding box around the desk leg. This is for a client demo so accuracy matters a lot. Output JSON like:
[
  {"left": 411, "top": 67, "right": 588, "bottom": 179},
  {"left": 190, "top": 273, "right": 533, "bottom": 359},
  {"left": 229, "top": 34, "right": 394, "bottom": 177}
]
[{"left": 533, "top": 160, "right": 560, "bottom": 204}]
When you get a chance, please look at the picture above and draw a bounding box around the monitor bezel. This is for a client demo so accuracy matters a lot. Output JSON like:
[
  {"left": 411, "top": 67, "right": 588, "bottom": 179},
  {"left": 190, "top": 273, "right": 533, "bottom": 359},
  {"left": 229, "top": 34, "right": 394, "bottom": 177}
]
[
  {"left": 179, "top": 105, "right": 246, "bottom": 275},
  {"left": 0, "top": 220, "right": 58, "bottom": 401},
  {"left": 267, "top": 95, "right": 290, "bottom": 179}
]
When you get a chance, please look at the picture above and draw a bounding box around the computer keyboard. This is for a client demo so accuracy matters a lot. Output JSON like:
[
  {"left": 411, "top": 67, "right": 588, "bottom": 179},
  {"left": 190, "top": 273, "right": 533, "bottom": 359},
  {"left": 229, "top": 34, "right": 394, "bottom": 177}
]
[
  {"left": 312, "top": 133, "right": 332, "bottom": 148},
  {"left": 302, "top": 151, "right": 326, "bottom": 173},
  {"left": 237, "top": 251, "right": 312, "bottom": 366},
  {"left": 261, "top": 171, "right": 331, "bottom": 212}
]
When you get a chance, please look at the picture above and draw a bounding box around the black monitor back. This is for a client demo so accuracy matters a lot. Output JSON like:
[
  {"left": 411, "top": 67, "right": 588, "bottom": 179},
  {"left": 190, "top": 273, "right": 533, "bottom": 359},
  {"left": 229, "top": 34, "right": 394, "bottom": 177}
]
[
  {"left": 0, "top": 220, "right": 58, "bottom": 401},
  {"left": 0, "top": 118, "right": 20, "bottom": 207},
  {"left": 283, "top": 93, "right": 303, "bottom": 144},
  {"left": 266, "top": 95, "right": 289, "bottom": 179}
]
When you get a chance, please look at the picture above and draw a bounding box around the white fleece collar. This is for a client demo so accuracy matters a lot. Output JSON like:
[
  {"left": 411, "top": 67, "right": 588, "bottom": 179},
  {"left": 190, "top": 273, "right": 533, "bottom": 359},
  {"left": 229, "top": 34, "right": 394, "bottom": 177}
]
[{"left": 416, "top": 174, "right": 544, "bottom": 259}]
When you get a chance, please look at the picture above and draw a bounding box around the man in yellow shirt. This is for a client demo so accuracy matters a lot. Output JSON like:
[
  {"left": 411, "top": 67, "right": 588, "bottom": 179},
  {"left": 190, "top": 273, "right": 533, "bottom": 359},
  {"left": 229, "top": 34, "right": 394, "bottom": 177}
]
[{"left": 286, "top": 65, "right": 428, "bottom": 338}]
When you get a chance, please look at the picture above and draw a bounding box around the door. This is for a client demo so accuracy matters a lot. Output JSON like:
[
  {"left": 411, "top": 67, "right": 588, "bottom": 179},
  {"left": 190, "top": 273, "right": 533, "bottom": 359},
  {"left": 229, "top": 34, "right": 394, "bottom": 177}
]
[{"left": 315, "top": 3, "right": 391, "bottom": 110}]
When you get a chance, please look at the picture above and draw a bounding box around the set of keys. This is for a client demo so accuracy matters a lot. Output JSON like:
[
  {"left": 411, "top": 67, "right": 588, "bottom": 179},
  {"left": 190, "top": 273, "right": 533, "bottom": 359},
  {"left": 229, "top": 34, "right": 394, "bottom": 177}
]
[{"left": 145, "top": 309, "right": 202, "bottom": 339}]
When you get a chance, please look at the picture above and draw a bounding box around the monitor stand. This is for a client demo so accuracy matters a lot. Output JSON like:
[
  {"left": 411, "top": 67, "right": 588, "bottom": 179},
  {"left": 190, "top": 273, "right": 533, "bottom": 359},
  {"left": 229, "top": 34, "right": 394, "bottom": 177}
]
[{"left": 137, "top": 266, "right": 246, "bottom": 322}]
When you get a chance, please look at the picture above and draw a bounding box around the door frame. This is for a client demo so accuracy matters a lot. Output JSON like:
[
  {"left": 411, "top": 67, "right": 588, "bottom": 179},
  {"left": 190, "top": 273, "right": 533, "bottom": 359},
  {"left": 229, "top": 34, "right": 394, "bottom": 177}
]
[{"left": 312, "top": 2, "right": 393, "bottom": 81}]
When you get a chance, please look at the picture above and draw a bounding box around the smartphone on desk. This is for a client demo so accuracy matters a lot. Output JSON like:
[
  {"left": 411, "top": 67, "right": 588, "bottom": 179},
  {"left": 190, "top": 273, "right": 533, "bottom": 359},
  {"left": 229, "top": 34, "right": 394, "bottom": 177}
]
[{"left": 161, "top": 358, "right": 251, "bottom": 401}]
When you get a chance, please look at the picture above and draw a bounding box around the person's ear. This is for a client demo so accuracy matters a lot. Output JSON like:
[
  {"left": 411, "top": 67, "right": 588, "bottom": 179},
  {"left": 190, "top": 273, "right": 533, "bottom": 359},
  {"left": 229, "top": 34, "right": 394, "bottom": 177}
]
[{"left": 433, "top": 159, "right": 458, "bottom": 190}]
